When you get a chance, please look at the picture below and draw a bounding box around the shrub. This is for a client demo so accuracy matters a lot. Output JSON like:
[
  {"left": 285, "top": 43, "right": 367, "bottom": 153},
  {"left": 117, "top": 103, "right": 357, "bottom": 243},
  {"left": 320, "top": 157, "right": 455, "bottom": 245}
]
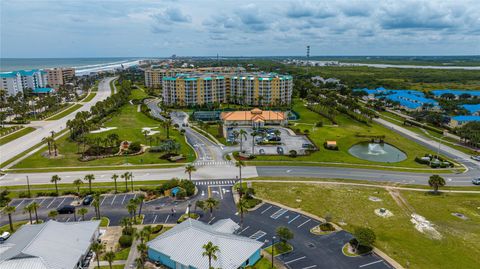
[
  {"left": 179, "top": 180, "right": 195, "bottom": 196},
  {"left": 289, "top": 150, "right": 297, "bottom": 157},
  {"left": 118, "top": 235, "right": 133, "bottom": 248},
  {"left": 129, "top": 141, "right": 142, "bottom": 153},
  {"left": 319, "top": 222, "right": 335, "bottom": 231},
  {"left": 316, "top": 121, "right": 323, "bottom": 127},
  {"left": 18, "top": 191, "right": 31, "bottom": 198},
  {"left": 122, "top": 226, "right": 135, "bottom": 236},
  {"left": 177, "top": 213, "right": 199, "bottom": 223},
  {"left": 176, "top": 188, "right": 187, "bottom": 199},
  {"left": 152, "top": 225, "right": 163, "bottom": 234}
]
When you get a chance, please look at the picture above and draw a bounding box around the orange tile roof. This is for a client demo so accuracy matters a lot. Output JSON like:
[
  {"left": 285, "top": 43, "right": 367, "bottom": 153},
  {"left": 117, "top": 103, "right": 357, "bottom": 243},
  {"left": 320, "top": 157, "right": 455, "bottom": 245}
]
[{"left": 220, "top": 108, "right": 286, "bottom": 121}]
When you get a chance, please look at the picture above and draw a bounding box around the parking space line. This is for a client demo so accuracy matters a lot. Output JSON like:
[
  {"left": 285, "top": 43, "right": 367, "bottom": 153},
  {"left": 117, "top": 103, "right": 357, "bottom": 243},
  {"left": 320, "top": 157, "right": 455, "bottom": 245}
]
[
  {"left": 153, "top": 215, "right": 158, "bottom": 224},
  {"left": 218, "top": 186, "right": 223, "bottom": 199},
  {"left": 164, "top": 215, "right": 170, "bottom": 223},
  {"left": 359, "top": 260, "right": 383, "bottom": 268},
  {"left": 14, "top": 199, "right": 25, "bottom": 208},
  {"left": 298, "top": 219, "right": 311, "bottom": 228},
  {"left": 261, "top": 205, "right": 272, "bottom": 214},
  {"left": 271, "top": 208, "right": 288, "bottom": 219},
  {"left": 288, "top": 215, "right": 300, "bottom": 224},
  {"left": 208, "top": 217, "right": 216, "bottom": 224},
  {"left": 56, "top": 197, "right": 66, "bottom": 208},
  {"left": 46, "top": 198, "right": 56, "bottom": 208},
  {"left": 111, "top": 195, "right": 117, "bottom": 205},
  {"left": 66, "top": 217, "right": 70, "bottom": 222},
  {"left": 301, "top": 265, "right": 317, "bottom": 269},
  {"left": 121, "top": 195, "right": 127, "bottom": 205},
  {"left": 238, "top": 226, "right": 249, "bottom": 235},
  {"left": 285, "top": 256, "right": 306, "bottom": 265},
  {"left": 38, "top": 199, "right": 46, "bottom": 205}
]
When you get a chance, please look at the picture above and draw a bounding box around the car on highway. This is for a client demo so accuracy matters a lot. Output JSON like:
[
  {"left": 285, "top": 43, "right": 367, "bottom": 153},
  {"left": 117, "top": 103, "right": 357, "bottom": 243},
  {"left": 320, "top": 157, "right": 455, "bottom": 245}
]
[
  {"left": 82, "top": 195, "right": 93, "bottom": 205},
  {"left": 472, "top": 178, "right": 480, "bottom": 185},
  {"left": 471, "top": 156, "right": 480, "bottom": 161},
  {"left": 57, "top": 205, "right": 75, "bottom": 214}
]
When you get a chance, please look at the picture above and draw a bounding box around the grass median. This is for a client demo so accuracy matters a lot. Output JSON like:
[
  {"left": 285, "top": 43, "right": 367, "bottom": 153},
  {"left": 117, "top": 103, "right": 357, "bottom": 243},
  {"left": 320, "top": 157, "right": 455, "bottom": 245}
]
[
  {"left": 0, "top": 127, "right": 36, "bottom": 146},
  {"left": 46, "top": 104, "right": 83, "bottom": 121}
]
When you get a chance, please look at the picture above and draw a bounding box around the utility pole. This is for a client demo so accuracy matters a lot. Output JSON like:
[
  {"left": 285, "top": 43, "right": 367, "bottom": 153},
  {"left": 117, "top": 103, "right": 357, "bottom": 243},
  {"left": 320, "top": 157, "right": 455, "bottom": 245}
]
[{"left": 26, "top": 176, "right": 31, "bottom": 198}]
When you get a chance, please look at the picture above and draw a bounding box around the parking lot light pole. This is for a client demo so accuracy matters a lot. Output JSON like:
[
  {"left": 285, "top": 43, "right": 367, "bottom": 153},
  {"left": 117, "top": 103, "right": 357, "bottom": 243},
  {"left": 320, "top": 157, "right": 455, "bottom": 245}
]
[{"left": 271, "top": 236, "right": 276, "bottom": 268}]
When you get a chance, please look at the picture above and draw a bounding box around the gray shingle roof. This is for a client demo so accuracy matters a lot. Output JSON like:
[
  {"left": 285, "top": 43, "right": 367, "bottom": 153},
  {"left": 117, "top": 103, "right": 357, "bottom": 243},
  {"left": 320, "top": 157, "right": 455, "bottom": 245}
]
[
  {"left": 147, "top": 218, "right": 263, "bottom": 269},
  {"left": 0, "top": 220, "right": 100, "bottom": 269}
]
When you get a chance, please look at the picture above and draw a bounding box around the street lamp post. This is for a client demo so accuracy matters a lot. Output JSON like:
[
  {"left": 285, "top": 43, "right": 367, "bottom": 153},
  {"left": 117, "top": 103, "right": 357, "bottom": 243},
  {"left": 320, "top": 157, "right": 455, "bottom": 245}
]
[{"left": 271, "top": 236, "right": 276, "bottom": 268}]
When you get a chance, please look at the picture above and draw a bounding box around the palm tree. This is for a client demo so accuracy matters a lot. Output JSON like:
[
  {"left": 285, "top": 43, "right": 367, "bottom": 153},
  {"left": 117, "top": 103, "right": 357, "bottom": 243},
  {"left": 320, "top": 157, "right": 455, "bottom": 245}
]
[
  {"left": 78, "top": 207, "right": 88, "bottom": 220},
  {"left": 30, "top": 202, "right": 40, "bottom": 223},
  {"left": 134, "top": 257, "right": 145, "bottom": 269},
  {"left": 5, "top": 206, "right": 16, "bottom": 232},
  {"left": 428, "top": 174, "right": 446, "bottom": 194},
  {"left": 137, "top": 242, "right": 148, "bottom": 259},
  {"left": 121, "top": 172, "right": 129, "bottom": 192},
  {"left": 238, "top": 129, "right": 247, "bottom": 152},
  {"left": 48, "top": 210, "right": 58, "bottom": 220},
  {"left": 111, "top": 174, "right": 119, "bottom": 193},
  {"left": 202, "top": 241, "right": 219, "bottom": 269},
  {"left": 91, "top": 241, "right": 104, "bottom": 269},
  {"left": 142, "top": 225, "right": 153, "bottom": 241},
  {"left": 42, "top": 136, "right": 54, "bottom": 156},
  {"left": 235, "top": 160, "right": 245, "bottom": 198},
  {"left": 163, "top": 119, "right": 173, "bottom": 138},
  {"left": 104, "top": 250, "right": 116, "bottom": 269},
  {"left": 250, "top": 131, "right": 258, "bottom": 154},
  {"left": 50, "top": 175, "right": 61, "bottom": 195},
  {"left": 84, "top": 174, "right": 95, "bottom": 193},
  {"left": 136, "top": 194, "right": 145, "bottom": 217},
  {"left": 24, "top": 203, "right": 34, "bottom": 224},
  {"left": 204, "top": 198, "right": 220, "bottom": 219},
  {"left": 184, "top": 164, "right": 197, "bottom": 181},
  {"left": 237, "top": 197, "right": 250, "bottom": 228},
  {"left": 127, "top": 200, "right": 138, "bottom": 223},
  {"left": 73, "top": 179, "right": 83, "bottom": 196}
]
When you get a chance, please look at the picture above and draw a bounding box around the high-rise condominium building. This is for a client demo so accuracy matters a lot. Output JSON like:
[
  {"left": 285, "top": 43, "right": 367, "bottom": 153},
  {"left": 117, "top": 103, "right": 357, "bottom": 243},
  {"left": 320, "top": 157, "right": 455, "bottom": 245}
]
[
  {"left": 45, "top": 68, "right": 75, "bottom": 88},
  {"left": 161, "top": 72, "right": 293, "bottom": 106},
  {"left": 0, "top": 70, "right": 48, "bottom": 96}
]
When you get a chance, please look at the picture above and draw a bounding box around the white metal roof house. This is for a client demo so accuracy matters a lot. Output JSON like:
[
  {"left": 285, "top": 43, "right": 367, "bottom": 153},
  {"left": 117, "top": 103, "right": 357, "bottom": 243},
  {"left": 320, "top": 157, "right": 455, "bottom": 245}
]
[
  {"left": 0, "top": 220, "right": 100, "bottom": 269},
  {"left": 147, "top": 218, "right": 263, "bottom": 269}
]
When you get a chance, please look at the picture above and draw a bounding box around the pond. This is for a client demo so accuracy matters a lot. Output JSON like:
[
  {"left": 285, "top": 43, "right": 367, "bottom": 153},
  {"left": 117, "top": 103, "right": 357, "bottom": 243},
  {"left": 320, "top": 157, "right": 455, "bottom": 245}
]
[{"left": 348, "top": 142, "right": 407, "bottom": 163}]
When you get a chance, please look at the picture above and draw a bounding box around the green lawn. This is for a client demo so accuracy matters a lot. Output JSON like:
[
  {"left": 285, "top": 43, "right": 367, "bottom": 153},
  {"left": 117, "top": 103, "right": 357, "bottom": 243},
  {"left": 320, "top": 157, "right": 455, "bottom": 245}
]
[
  {"left": 92, "top": 216, "right": 110, "bottom": 227},
  {"left": 46, "top": 104, "right": 83, "bottom": 121},
  {"left": 0, "top": 220, "right": 28, "bottom": 233},
  {"left": 113, "top": 247, "right": 130, "bottom": 260},
  {"left": 0, "top": 127, "right": 36, "bottom": 146},
  {"left": 264, "top": 242, "right": 293, "bottom": 255},
  {"left": 252, "top": 181, "right": 480, "bottom": 269},
  {"left": 251, "top": 99, "right": 456, "bottom": 169},
  {"left": 14, "top": 90, "right": 195, "bottom": 169},
  {"left": 82, "top": 92, "right": 97, "bottom": 102},
  {"left": 246, "top": 257, "right": 277, "bottom": 269},
  {"left": 98, "top": 265, "right": 124, "bottom": 269},
  {"left": 202, "top": 123, "right": 227, "bottom": 144}
]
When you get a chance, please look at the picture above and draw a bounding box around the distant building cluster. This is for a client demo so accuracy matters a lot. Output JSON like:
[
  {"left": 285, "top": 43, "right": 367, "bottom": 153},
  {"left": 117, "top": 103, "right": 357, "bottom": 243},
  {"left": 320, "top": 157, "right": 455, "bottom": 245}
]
[
  {"left": 356, "top": 87, "right": 480, "bottom": 127},
  {"left": 0, "top": 67, "right": 75, "bottom": 96},
  {"left": 147, "top": 67, "right": 293, "bottom": 107}
]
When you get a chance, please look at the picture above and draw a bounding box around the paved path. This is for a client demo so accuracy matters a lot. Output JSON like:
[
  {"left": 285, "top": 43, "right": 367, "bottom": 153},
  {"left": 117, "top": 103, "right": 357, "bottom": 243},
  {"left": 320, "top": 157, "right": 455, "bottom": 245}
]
[{"left": 0, "top": 77, "right": 116, "bottom": 165}]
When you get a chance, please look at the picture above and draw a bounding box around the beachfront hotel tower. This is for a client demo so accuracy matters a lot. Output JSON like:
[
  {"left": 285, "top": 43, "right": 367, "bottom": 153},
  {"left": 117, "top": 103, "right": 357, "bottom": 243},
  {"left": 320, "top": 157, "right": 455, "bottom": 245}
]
[{"left": 161, "top": 72, "right": 293, "bottom": 107}]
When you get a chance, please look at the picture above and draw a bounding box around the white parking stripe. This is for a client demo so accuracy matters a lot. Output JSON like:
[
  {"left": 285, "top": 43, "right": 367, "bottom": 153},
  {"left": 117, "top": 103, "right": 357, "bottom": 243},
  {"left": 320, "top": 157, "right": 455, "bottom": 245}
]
[
  {"left": 164, "top": 215, "right": 170, "bottom": 223},
  {"left": 359, "top": 260, "right": 383, "bottom": 268},
  {"left": 66, "top": 217, "right": 70, "bottom": 222},
  {"left": 38, "top": 199, "right": 46, "bottom": 205},
  {"left": 249, "top": 230, "right": 267, "bottom": 240},
  {"left": 15, "top": 199, "right": 25, "bottom": 208},
  {"left": 288, "top": 215, "right": 300, "bottom": 224},
  {"left": 301, "top": 265, "right": 317, "bottom": 269},
  {"left": 238, "top": 226, "right": 250, "bottom": 235},
  {"left": 285, "top": 256, "right": 306, "bottom": 264},
  {"left": 261, "top": 205, "right": 272, "bottom": 214},
  {"left": 271, "top": 208, "right": 288, "bottom": 219},
  {"left": 111, "top": 195, "right": 117, "bottom": 205},
  {"left": 298, "top": 219, "right": 311, "bottom": 228},
  {"left": 46, "top": 198, "right": 56, "bottom": 208},
  {"left": 121, "top": 195, "right": 127, "bottom": 204},
  {"left": 208, "top": 217, "right": 216, "bottom": 224},
  {"left": 153, "top": 215, "right": 158, "bottom": 224},
  {"left": 100, "top": 196, "right": 106, "bottom": 206},
  {"left": 57, "top": 197, "right": 67, "bottom": 208}
]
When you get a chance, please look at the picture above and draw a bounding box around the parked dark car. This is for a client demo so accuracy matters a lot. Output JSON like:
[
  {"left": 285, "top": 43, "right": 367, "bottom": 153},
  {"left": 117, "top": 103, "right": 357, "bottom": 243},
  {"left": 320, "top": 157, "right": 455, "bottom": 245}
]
[
  {"left": 472, "top": 178, "right": 480, "bottom": 185},
  {"left": 82, "top": 195, "right": 93, "bottom": 205},
  {"left": 57, "top": 205, "right": 75, "bottom": 214},
  {"left": 302, "top": 143, "right": 314, "bottom": 149},
  {"left": 277, "top": 146, "right": 284, "bottom": 155}
]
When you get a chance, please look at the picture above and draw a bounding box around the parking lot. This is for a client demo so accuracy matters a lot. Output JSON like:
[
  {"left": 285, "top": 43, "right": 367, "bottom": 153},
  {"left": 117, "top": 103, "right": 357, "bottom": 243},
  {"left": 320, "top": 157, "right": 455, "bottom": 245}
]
[{"left": 228, "top": 127, "right": 313, "bottom": 155}]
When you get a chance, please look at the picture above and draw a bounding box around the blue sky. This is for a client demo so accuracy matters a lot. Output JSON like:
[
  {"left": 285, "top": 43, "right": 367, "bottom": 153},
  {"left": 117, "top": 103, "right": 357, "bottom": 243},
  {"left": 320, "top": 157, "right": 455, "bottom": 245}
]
[{"left": 1, "top": 0, "right": 479, "bottom": 57}]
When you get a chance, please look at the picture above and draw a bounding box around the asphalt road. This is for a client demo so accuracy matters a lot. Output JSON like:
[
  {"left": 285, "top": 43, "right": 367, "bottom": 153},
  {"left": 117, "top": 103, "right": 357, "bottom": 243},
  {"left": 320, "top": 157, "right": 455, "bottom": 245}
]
[{"left": 0, "top": 77, "right": 116, "bottom": 165}]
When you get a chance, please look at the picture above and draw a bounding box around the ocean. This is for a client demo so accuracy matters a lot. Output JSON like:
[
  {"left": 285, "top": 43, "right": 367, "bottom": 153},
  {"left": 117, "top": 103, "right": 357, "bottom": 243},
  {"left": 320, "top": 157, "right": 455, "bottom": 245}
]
[{"left": 0, "top": 57, "right": 144, "bottom": 75}]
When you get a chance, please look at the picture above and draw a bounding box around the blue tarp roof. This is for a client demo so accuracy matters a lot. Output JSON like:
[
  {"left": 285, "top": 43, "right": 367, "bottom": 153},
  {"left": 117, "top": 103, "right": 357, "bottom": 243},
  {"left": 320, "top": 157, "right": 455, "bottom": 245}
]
[
  {"left": 451, "top": 115, "right": 480, "bottom": 122},
  {"left": 171, "top": 187, "right": 181, "bottom": 196},
  {"left": 462, "top": 104, "right": 480, "bottom": 114},
  {"left": 431, "top": 89, "right": 480, "bottom": 97}
]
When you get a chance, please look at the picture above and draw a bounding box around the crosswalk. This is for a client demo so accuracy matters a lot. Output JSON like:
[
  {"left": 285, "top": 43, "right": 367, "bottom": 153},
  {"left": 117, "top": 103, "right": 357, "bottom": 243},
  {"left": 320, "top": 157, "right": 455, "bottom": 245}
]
[
  {"left": 194, "top": 160, "right": 234, "bottom": 167},
  {"left": 195, "top": 180, "right": 236, "bottom": 186}
]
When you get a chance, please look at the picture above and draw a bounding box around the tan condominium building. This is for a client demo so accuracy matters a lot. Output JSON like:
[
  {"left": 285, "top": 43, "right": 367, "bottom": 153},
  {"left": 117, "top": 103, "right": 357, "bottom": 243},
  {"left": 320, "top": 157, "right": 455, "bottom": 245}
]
[
  {"left": 161, "top": 72, "right": 293, "bottom": 107},
  {"left": 45, "top": 68, "right": 75, "bottom": 88},
  {"left": 144, "top": 67, "right": 246, "bottom": 88}
]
